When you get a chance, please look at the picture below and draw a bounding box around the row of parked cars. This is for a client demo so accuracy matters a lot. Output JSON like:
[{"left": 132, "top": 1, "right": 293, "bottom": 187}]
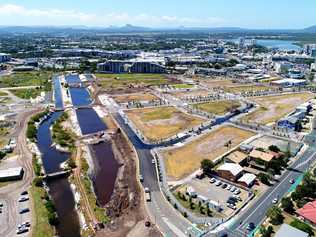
[
  {"left": 17, "top": 190, "right": 31, "bottom": 235},
  {"left": 210, "top": 177, "right": 241, "bottom": 195}
]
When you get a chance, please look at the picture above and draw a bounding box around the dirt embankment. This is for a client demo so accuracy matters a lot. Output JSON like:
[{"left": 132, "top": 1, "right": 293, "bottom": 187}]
[{"left": 98, "top": 128, "right": 160, "bottom": 237}]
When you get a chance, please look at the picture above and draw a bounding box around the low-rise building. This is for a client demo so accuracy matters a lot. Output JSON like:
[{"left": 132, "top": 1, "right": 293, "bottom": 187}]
[
  {"left": 271, "top": 78, "right": 307, "bottom": 87},
  {"left": 248, "top": 149, "right": 276, "bottom": 170},
  {"left": 0, "top": 53, "right": 10, "bottom": 63},
  {"left": 238, "top": 173, "right": 256, "bottom": 187},
  {"left": 225, "top": 150, "right": 248, "bottom": 166},
  {"left": 216, "top": 163, "right": 243, "bottom": 182},
  {"left": 296, "top": 200, "right": 316, "bottom": 226},
  {"left": 0, "top": 167, "right": 24, "bottom": 181},
  {"left": 275, "top": 224, "right": 309, "bottom": 237}
]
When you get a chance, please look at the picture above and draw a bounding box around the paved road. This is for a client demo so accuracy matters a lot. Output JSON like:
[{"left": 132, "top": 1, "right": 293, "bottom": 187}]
[
  {"left": 0, "top": 108, "right": 41, "bottom": 237},
  {"left": 114, "top": 113, "right": 194, "bottom": 237},
  {"left": 215, "top": 127, "right": 316, "bottom": 237}
]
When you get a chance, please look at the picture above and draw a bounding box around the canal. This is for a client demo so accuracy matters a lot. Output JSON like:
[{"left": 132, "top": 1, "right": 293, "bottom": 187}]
[
  {"left": 36, "top": 111, "right": 81, "bottom": 237},
  {"left": 36, "top": 73, "right": 120, "bottom": 236}
]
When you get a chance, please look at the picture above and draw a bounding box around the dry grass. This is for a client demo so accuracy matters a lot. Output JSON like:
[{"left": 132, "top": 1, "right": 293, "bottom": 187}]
[
  {"left": 199, "top": 79, "right": 236, "bottom": 88},
  {"left": 193, "top": 100, "right": 241, "bottom": 115},
  {"left": 170, "top": 89, "right": 210, "bottom": 99},
  {"left": 162, "top": 126, "right": 255, "bottom": 180},
  {"left": 242, "top": 93, "right": 314, "bottom": 125},
  {"left": 224, "top": 85, "right": 270, "bottom": 93},
  {"left": 111, "top": 93, "right": 158, "bottom": 103},
  {"left": 126, "top": 106, "right": 205, "bottom": 142}
]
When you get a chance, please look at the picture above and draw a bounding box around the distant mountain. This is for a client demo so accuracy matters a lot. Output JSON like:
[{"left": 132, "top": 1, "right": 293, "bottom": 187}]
[
  {"left": 303, "top": 25, "right": 316, "bottom": 33},
  {"left": 0, "top": 24, "right": 316, "bottom": 35}
]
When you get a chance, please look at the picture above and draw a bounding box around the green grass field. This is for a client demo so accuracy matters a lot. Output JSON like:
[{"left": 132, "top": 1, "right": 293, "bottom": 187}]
[
  {"left": 95, "top": 73, "right": 171, "bottom": 89},
  {"left": 30, "top": 185, "right": 56, "bottom": 237},
  {"left": 172, "top": 84, "right": 194, "bottom": 89},
  {"left": 9, "top": 88, "right": 42, "bottom": 99},
  {"left": 193, "top": 100, "right": 241, "bottom": 115},
  {"left": 0, "top": 71, "right": 52, "bottom": 90},
  {"left": 0, "top": 91, "right": 8, "bottom": 96}
]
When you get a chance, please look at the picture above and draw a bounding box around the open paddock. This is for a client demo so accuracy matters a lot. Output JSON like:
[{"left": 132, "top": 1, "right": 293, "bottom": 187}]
[
  {"left": 125, "top": 106, "right": 205, "bottom": 142},
  {"left": 161, "top": 125, "right": 256, "bottom": 180},
  {"left": 192, "top": 100, "right": 241, "bottom": 116},
  {"left": 96, "top": 73, "right": 178, "bottom": 91},
  {"left": 111, "top": 92, "right": 158, "bottom": 103},
  {"left": 241, "top": 93, "right": 314, "bottom": 125}
]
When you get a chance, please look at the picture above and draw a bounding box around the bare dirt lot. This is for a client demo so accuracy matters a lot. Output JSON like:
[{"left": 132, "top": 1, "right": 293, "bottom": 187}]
[
  {"left": 126, "top": 106, "right": 205, "bottom": 142},
  {"left": 111, "top": 93, "right": 158, "bottom": 103},
  {"left": 192, "top": 100, "right": 241, "bottom": 115},
  {"left": 168, "top": 89, "right": 210, "bottom": 99},
  {"left": 241, "top": 93, "right": 314, "bottom": 125},
  {"left": 162, "top": 126, "right": 255, "bottom": 180},
  {"left": 98, "top": 116, "right": 161, "bottom": 237}
]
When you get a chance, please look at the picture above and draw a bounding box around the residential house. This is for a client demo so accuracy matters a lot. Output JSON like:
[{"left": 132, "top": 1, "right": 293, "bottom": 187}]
[{"left": 296, "top": 200, "right": 316, "bottom": 227}]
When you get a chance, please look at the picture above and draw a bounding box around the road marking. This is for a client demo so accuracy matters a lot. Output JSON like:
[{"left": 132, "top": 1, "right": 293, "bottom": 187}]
[
  {"left": 162, "top": 217, "right": 187, "bottom": 237},
  {"left": 241, "top": 150, "right": 316, "bottom": 227}
]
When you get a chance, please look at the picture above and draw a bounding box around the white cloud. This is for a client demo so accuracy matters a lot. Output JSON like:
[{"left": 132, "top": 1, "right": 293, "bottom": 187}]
[{"left": 0, "top": 4, "right": 226, "bottom": 27}]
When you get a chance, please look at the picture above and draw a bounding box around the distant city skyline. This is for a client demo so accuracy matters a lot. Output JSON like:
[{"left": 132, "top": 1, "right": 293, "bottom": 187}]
[{"left": 0, "top": 1, "right": 316, "bottom": 29}]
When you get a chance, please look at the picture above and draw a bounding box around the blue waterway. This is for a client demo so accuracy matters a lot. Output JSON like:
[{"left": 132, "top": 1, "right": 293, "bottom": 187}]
[
  {"left": 76, "top": 108, "right": 107, "bottom": 135},
  {"left": 69, "top": 87, "right": 92, "bottom": 107},
  {"left": 53, "top": 77, "right": 64, "bottom": 109},
  {"left": 65, "top": 74, "right": 81, "bottom": 84}
]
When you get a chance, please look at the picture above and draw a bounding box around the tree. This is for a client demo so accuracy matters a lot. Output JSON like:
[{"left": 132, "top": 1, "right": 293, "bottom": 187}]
[
  {"left": 290, "top": 219, "right": 314, "bottom": 236},
  {"left": 200, "top": 159, "right": 215, "bottom": 174},
  {"left": 267, "top": 206, "right": 284, "bottom": 225},
  {"left": 268, "top": 145, "right": 280, "bottom": 153},
  {"left": 259, "top": 225, "right": 274, "bottom": 237},
  {"left": 281, "top": 197, "right": 294, "bottom": 214},
  {"left": 258, "top": 173, "right": 270, "bottom": 185},
  {"left": 33, "top": 177, "right": 43, "bottom": 187}
]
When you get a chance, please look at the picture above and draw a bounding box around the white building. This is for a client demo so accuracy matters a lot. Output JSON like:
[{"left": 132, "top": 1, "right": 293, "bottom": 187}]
[{"left": 0, "top": 53, "right": 10, "bottom": 63}]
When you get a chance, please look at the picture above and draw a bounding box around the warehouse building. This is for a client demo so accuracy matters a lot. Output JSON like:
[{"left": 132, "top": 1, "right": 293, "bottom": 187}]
[{"left": 0, "top": 167, "right": 24, "bottom": 181}]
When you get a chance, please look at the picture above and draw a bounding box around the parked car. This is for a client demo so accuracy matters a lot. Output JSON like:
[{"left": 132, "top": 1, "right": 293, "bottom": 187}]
[
  {"left": 151, "top": 159, "right": 155, "bottom": 164},
  {"left": 139, "top": 174, "right": 144, "bottom": 182},
  {"left": 210, "top": 178, "right": 216, "bottom": 183},
  {"left": 215, "top": 181, "right": 222, "bottom": 186},
  {"left": 272, "top": 198, "right": 278, "bottom": 204},
  {"left": 289, "top": 179, "right": 295, "bottom": 184},
  {"left": 230, "top": 186, "right": 236, "bottom": 192},
  {"left": 21, "top": 191, "right": 28, "bottom": 195},
  {"left": 19, "top": 208, "right": 29, "bottom": 214},
  {"left": 233, "top": 195, "right": 242, "bottom": 201},
  {"left": 234, "top": 189, "right": 241, "bottom": 195},
  {"left": 16, "top": 227, "right": 28, "bottom": 235},
  {"left": 222, "top": 183, "right": 228, "bottom": 189},
  {"left": 226, "top": 184, "right": 231, "bottom": 190},
  {"left": 18, "top": 196, "right": 29, "bottom": 202}
]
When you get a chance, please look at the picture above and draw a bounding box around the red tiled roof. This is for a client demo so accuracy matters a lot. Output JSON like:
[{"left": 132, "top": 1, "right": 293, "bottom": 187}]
[{"left": 296, "top": 200, "right": 316, "bottom": 224}]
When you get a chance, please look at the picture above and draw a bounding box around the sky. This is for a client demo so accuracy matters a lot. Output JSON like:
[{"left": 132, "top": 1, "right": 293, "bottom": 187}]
[{"left": 0, "top": 0, "right": 315, "bottom": 29}]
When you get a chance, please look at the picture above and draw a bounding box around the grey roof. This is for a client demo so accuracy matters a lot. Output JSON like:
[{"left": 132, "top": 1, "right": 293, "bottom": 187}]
[{"left": 275, "top": 224, "right": 308, "bottom": 237}]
